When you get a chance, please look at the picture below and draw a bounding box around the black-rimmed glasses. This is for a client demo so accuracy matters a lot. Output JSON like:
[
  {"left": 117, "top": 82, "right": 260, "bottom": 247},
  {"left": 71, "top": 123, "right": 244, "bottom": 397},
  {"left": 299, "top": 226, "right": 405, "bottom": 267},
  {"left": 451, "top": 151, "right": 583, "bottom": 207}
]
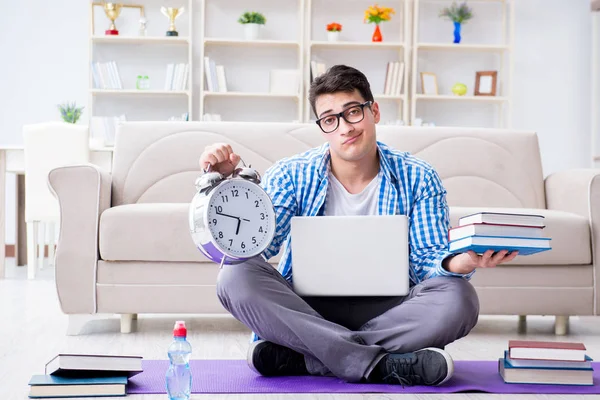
[{"left": 315, "top": 101, "right": 373, "bottom": 134}]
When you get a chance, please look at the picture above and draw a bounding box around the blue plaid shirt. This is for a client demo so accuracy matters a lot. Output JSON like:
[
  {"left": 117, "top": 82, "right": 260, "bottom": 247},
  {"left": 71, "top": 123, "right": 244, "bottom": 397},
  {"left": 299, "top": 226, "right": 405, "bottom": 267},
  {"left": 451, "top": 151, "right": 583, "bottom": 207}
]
[{"left": 260, "top": 140, "right": 474, "bottom": 285}]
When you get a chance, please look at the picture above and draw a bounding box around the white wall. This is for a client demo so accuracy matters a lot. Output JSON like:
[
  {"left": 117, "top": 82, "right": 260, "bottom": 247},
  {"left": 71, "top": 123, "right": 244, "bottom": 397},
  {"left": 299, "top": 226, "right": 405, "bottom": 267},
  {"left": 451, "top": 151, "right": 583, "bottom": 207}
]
[{"left": 0, "top": 0, "right": 593, "bottom": 243}]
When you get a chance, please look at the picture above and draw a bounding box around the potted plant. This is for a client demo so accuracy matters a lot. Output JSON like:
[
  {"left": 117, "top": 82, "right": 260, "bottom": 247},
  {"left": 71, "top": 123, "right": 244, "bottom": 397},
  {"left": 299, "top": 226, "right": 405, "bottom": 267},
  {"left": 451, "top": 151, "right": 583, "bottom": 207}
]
[
  {"left": 238, "top": 11, "right": 266, "bottom": 40},
  {"left": 364, "top": 4, "right": 395, "bottom": 42},
  {"left": 326, "top": 22, "right": 342, "bottom": 42},
  {"left": 439, "top": 1, "right": 473, "bottom": 44},
  {"left": 58, "top": 102, "right": 84, "bottom": 124}
]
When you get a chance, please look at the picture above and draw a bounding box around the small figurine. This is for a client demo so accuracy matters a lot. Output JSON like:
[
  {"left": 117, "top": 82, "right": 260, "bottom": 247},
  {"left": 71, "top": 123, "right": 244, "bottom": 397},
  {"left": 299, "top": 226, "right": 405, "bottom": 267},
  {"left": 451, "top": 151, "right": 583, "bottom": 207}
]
[{"left": 138, "top": 17, "right": 148, "bottom": 36}]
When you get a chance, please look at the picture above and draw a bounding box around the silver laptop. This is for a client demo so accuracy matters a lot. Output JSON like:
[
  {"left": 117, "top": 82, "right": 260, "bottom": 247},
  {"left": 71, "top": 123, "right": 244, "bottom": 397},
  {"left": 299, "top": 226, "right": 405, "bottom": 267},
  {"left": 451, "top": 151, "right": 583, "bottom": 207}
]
[{"left": 290, "top": 215, "right": 410, "bottom": 296}]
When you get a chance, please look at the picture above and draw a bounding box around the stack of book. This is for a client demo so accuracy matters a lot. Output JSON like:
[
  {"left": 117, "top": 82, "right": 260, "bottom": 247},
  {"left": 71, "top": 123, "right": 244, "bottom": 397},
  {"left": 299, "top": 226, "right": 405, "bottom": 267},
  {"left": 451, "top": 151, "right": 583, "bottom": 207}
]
[
  {"left": 28, "top": 353, "right": 142, "bottom": 398},
  {"left": 448, "top": 211, "right": 552, "bottom": 255},
  {"left": 499, "top": 340, "right": 594, "bottom": 385}
]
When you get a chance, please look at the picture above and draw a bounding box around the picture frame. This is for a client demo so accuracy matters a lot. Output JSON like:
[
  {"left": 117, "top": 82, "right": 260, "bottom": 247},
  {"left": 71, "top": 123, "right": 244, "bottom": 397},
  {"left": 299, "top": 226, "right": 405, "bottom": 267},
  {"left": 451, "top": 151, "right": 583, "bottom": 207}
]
[
  {"left": 474, "top": 71, "right": 498, "bottom": 96},
  {"left": 420, "top": 72, "right": 438, "bottom": 95}
]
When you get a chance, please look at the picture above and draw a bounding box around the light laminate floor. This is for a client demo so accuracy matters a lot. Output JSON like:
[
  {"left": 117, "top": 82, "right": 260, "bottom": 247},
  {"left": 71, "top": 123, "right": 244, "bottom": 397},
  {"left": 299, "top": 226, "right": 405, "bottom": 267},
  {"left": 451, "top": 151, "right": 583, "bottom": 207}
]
[{"left": 1, "top": 259, "right": 599, "bottom": 400}]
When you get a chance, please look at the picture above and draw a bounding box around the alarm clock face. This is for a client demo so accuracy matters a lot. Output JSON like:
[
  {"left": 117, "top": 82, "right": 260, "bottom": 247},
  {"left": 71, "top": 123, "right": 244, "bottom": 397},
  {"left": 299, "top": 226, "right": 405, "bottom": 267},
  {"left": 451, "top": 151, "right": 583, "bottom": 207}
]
[{"left": 205, "top": 178, "right": 275, "bottom": 258}]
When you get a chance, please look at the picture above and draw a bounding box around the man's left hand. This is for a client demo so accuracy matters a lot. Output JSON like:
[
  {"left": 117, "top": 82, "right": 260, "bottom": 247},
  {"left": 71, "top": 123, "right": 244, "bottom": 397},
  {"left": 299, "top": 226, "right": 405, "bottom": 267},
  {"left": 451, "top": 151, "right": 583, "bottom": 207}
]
[{"left": 444, "top": 249, "right": 519, "bottom": 275}]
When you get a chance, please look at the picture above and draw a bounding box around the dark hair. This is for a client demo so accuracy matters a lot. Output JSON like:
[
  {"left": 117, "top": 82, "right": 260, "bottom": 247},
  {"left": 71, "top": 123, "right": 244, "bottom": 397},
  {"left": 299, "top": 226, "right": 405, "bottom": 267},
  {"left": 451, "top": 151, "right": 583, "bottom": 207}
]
[{"left": 309, "top": 65, "right": 374, "bottom": 118}]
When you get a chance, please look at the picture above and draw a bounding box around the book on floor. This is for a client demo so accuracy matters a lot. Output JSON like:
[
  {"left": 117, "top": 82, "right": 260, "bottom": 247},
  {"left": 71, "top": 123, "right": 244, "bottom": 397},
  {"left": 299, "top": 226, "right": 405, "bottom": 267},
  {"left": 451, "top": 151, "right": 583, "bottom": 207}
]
[
  {"left": 458, "top": 212, "right": 545, "bottom": 227},
  {"left": 28, "top": 375, "right": 127, "bottom": 398},
  {"left": 448, "top": 223, "right": 544, "bottom": 242},
  {"left": 508, "top": 340, "right": 587, "bottom": 362},
  {"left": 504, "top": 351, "right": 593, "bottom": 369},
  {"left": 45, "top": 353, "right": 143, "bottom": 378},
  {"left": 448, "top": 235, "right": 551, "bottom": 255},
  {"left": 498, "top": 357, "right": 593, "bottom": 385}
]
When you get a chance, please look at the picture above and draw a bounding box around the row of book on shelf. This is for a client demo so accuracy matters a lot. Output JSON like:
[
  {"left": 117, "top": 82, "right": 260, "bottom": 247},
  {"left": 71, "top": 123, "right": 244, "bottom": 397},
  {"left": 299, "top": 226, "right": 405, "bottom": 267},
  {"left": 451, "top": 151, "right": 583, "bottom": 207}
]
[
  {"left": 499, "top": 340, "right": 593, "bottom": 385},
  {"left": 383, "top": 61, "right": 405, "bottom": 96},
  {"left": 448, "top": 211, "right": 551, "bottom": 256},
  {"left": 28, "top": 353, "right": 142, "bottom": 398},
  {"left": 91, "top": 61, "right": 123, "bottom": 90},
  {"left": 204, "top": 56, "right": 228, "bottom": 93},
  {"left": 164, "top": 63, "right": 190, "bottom": 91}
]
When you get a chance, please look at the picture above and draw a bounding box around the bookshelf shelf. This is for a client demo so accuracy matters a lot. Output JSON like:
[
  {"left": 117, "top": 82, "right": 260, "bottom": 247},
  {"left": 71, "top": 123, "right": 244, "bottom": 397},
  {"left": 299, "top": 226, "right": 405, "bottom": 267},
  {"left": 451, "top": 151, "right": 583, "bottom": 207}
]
[
  {"left": 203, "top": 91, "right": 300, "bottom": 99},
  {"left": 91, "top": 36, "right": 190, "bottom": 45},
  {"left": 415, "top": 94, "right": 508, "bottom": 102},
  {"left": 204, "top": 38, "right": 299, "bottom": 47},
  {"left": 310, "top": 41, "right": 405, "bottom": 49},
  {"left": 416, "top": 43, "right": 509, "bottom": 52},
  {"left": 91, "top": 89, "right": 191, "bottom": 96}
]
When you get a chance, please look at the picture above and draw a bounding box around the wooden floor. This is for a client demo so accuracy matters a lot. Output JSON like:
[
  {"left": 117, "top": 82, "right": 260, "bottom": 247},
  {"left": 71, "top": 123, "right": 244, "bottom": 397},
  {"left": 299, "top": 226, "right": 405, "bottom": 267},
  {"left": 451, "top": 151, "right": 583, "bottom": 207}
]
[{"left": 1, "top": 260, "right": 600, "bottom": 400}]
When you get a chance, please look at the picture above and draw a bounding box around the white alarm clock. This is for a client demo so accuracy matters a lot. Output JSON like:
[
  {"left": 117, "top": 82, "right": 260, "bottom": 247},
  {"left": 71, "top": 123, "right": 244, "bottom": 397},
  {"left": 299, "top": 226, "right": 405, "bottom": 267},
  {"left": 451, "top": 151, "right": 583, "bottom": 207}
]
[{"left": 189, "top": 163, "right": 276, "bottom": 267}]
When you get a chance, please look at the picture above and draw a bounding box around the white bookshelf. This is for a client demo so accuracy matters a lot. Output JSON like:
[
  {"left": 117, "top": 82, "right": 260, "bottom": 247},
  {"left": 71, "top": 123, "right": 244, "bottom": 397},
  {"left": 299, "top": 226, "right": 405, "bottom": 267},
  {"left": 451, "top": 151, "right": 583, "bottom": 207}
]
[
  {"left": 84, "top": 0, "right": 517, "bottom": 131},
  {"left": 410, "top": 0, "right": 514, "bottom": 128},
  {"left": 199, "top": 0, "right": 305, "bottom": 123},
  {"left": 88, "top": 0, "right": 193, "bottom": 144},
  {"left": 305, "top": 0, "right": 410, "bottom": 125}
]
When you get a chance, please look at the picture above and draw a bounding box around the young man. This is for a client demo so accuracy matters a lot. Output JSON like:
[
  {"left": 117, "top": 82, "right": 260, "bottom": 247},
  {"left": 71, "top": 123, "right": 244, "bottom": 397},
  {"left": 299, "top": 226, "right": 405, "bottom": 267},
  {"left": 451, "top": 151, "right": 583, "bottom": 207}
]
[{"left": 199, "top": 65, "right": 518, "bottom": 386}]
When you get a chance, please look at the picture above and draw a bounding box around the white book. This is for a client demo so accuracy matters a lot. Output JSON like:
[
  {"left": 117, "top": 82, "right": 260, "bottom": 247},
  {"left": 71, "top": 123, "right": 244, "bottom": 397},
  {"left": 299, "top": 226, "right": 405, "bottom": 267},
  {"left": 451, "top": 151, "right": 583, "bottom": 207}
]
[
  {"left": 176, "top": 63, "right": 184, "bottom": 91},
  {"left": 182, "top": 63, "right": 189, "bottom": 91},
  {"left": 389, "top": 62, "right": 398, "bottom": 97},
  {"left": 216, "top": 65, "right": 227, "bottom": 92},
  {"left": 310, "top": 61, "right": 318, "bottom": 82},
  {"left": 164, "top": 64, "right": 174, "bottom": 90},
  {"left": 115, "top": 61, "right": 124, "bottom": 89},
  {"left": 394, "top": 62, "right": 404, "bottom": 95},
  {"left": 204, "top": 57, "right": 214, "bottom": 92},
  {"left": 210, "top": 59, "right": 219, "bottom": 92},
  {"left": 317, "top": 62, "right": 326, "bottom": 76},
  {"left": 99, "top": 63, "right": 111, "bottom": 89},
  {"left": 384, "top": 62, "right": 393, "bottom": 95},
  {"left": 106, "top": 62, "right": 117, "bottom": 89}
]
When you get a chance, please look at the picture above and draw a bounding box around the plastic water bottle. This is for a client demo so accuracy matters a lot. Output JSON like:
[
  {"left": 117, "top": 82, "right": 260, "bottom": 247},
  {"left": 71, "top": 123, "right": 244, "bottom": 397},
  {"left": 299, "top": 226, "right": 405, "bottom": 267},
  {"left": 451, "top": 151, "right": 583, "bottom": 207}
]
[{"left": 166, "top": 321, "right": 192, "bottom": 400}]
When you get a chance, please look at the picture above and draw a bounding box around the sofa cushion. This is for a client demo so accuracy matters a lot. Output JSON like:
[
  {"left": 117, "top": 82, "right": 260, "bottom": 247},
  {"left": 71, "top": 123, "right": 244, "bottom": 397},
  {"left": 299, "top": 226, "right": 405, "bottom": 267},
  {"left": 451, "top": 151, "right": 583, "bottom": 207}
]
[
  {"left": 99, "top": 203, "right": 283, "bottom": 263},
  {"left": 100, "top": 204, "right": 589, "bottom": 265},
  {"left": 450, "top": 207, "right": 591, "bottom": 265}
]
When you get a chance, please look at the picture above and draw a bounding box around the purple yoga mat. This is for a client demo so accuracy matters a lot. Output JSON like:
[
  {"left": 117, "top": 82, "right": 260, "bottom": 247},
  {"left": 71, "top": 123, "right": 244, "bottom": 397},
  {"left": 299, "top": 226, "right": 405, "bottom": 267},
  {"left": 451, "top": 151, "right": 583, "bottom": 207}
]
[{"left": 127, "top": 360, "right": 600, "bottom": 394}]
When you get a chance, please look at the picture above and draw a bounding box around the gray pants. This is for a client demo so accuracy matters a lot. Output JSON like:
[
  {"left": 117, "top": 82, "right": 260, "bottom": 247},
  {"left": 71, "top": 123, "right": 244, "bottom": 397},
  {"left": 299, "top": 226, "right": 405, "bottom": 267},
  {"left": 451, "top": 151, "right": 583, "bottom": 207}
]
[{"left": 216, "top": 256, "right": 479, "bottom": 383}]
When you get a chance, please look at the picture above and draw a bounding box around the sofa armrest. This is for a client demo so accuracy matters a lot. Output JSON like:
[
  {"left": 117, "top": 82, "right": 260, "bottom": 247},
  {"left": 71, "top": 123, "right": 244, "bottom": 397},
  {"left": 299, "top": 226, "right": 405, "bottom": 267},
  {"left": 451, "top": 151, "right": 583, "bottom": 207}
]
[
  {"left": 48, "top": 164, "right": 112, "bottom": 314},
  {"left": 545, "top": 168, "right": 600, "bottom": 315}
]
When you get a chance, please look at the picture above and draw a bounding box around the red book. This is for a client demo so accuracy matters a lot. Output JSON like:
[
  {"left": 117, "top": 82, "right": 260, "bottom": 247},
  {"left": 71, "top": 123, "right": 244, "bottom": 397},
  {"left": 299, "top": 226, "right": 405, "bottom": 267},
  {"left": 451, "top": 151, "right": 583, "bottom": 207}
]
[{"left": 508, "top": 340, "right": 587, "bottom": 362}]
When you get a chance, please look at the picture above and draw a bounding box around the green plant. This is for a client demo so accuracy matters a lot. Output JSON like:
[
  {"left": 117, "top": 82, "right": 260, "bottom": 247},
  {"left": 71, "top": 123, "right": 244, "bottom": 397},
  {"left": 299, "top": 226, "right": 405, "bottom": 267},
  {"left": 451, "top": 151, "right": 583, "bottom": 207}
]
[
  {"left": 57, "top": 102, "right": 84, "bottom": 124},
  {"left": 238, "top": 11, "right": 266, "bottom": 25},
  {"left": 439, "top": 1, "right": 473, "bottom": 24}
]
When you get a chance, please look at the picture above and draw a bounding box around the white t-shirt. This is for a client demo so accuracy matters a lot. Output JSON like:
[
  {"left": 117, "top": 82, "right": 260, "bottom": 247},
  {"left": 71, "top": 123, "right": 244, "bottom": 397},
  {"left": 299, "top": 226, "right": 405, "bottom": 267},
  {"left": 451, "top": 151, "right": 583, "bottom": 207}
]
[{"left": 324, "top": 171, "right": 381, "bottom": 216}]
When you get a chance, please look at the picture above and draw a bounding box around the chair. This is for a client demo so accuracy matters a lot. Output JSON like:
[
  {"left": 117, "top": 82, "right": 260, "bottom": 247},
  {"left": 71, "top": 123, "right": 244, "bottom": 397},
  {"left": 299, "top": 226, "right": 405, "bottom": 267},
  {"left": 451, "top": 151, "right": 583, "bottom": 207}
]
[{"left": 23, "top": 122, "right": 90, "bottom": 279}]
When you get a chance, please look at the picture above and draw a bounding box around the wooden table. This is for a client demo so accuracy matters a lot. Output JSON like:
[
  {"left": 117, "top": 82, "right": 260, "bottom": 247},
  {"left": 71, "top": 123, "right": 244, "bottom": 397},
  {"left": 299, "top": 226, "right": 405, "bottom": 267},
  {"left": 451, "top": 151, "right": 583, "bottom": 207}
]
[{"left": 0, "top": 146, "right": 114, "bottom": 278}]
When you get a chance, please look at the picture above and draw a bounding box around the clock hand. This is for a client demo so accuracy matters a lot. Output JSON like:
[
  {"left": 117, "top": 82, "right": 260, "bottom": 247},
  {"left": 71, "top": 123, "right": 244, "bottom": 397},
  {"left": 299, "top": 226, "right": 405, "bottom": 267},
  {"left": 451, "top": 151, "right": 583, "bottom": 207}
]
[
  {"left": 235, "top": 219, "right": 241, "bottom": 235},
  {"left": 216, "top": 210, "right": 240, "bottom": 220}
]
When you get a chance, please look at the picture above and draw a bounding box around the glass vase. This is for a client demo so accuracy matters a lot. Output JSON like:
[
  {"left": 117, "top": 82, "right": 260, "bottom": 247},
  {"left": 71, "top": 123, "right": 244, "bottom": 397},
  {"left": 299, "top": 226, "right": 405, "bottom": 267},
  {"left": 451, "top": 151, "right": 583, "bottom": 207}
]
[
  {"left": 453, "top": 21, "right": 461, "bottom": 44},
  {"left": 372, "top": 24, "right": 382, "bottom": 42}
]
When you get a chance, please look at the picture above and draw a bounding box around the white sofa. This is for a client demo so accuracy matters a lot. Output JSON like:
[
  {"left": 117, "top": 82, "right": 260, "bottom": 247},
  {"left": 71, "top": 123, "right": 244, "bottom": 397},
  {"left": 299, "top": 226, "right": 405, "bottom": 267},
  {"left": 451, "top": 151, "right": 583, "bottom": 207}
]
[{"left": 48, "top": 121, "right": 600, "bottom": 335}]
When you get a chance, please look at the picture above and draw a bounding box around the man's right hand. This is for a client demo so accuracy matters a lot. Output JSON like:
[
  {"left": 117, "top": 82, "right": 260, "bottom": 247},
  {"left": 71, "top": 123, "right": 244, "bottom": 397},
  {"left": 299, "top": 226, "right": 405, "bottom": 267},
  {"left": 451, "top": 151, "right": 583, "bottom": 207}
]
[{"left": 199, "top": 143, "right": 241, "bottom": 177}]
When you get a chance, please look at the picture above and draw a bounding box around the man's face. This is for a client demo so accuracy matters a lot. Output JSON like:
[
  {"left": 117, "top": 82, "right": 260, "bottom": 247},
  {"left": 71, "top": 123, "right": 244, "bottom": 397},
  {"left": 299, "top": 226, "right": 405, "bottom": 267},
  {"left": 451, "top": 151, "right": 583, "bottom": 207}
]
[{"left": 315, "top": 90, "right": 380, "bottom": 163}]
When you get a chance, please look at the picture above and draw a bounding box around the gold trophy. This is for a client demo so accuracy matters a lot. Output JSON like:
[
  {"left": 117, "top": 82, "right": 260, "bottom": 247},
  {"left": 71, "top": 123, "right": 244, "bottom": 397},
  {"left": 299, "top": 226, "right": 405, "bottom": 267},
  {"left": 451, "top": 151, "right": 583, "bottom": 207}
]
[
  {"left": 161, "top": 6, "right": 185, "bottom": 36},
  {"left": 103, "top": 2, "right": 123, "bottom": 35}
]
